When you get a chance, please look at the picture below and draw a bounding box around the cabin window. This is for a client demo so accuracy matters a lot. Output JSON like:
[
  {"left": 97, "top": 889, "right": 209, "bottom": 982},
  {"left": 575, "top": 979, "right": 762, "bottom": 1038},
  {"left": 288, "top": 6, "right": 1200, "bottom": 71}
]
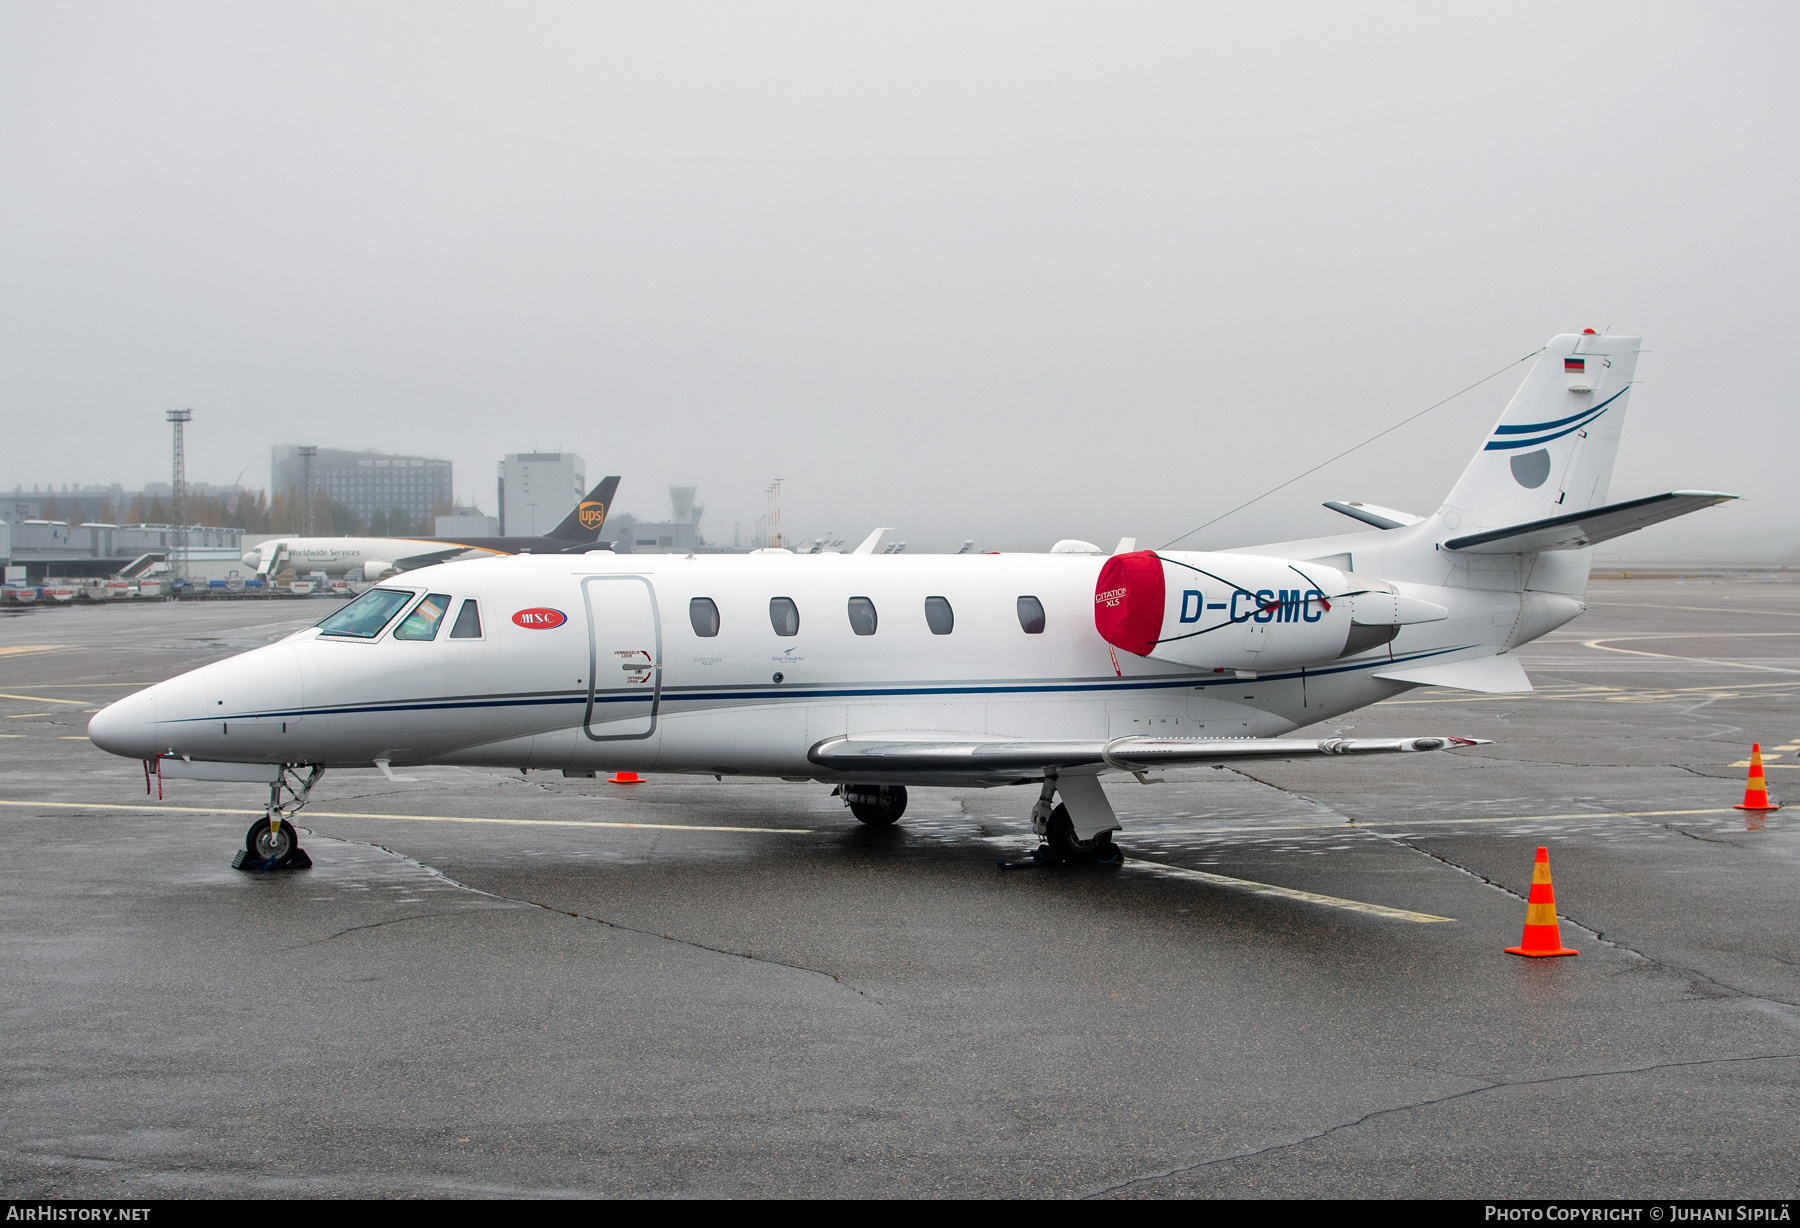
[
  {"left": 449, "top": 599, "right": 482, "bottom": 639},
  {"left": 924, "top": 596, "right": 954, "bottom": 635},
  {"left": 769, "top": 596, "right": 800, "bottom": 636},
  {"left": 847, "top": 596, "right": 878, "bottom": 636},
  {"left": 1017, "top": 595, "right": 1046, "bottom": 634},
  {"left": 690, "top": 597, "right": 721, "bottom": 637},
  {"left": 315, "top": 587, "right": 414, "bottom": 638},
  {"left": 394, "top": 593, "right": 452, "bottom": 640}
]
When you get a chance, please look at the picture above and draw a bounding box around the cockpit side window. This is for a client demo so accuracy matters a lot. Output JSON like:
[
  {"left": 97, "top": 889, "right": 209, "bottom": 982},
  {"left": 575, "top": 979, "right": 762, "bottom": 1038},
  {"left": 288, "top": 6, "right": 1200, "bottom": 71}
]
[
  {"left": 394, "top": 593, "right": 452, "bottom": 640},
  {"left": 315, "top": 587, "right": 415, "bottom": 638},
  {"left": 449, "top": 599, "right": 483, "bottom": 639}
]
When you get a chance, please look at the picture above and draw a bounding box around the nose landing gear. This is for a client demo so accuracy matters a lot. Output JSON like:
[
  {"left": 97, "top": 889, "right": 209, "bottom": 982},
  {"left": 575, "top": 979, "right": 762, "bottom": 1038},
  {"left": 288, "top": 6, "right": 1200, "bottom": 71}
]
[{"left": 232, "top": 765, "right": 323, "bottom": 872}]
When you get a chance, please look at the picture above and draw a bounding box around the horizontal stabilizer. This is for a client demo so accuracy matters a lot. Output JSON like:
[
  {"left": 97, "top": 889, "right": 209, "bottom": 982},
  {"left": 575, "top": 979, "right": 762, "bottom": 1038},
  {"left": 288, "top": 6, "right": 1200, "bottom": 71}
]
[
  {"left": 1323, "top": 501, "right": 1425, "bottom": 530},
  {"left": 1373, "top": 653, "right": 1532, "bottom": 693},
  {"left": 808, "top": 733, "right": 1488, "bottom": 776},
  {"left": 1444, "top": 491, "right": 1736, "bottom": 554}
]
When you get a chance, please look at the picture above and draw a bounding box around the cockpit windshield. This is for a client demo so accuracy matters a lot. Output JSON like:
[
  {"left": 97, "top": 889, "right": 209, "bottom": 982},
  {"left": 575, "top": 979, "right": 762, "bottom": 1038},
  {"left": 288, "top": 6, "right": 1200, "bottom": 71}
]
[
  {"left": 394, "top": 594, "right": 452, "bottom": 641},
  {"left": 314, "top": 588, "right": 417, "bottom": 638}
]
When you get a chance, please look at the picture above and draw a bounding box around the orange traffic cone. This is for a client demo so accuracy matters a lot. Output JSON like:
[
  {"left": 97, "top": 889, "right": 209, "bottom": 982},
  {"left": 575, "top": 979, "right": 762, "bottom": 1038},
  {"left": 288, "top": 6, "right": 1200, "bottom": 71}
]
[
  {"left": 1505, "top": 846, "right": 1578, "bottom": 957},
  {"left": 1734, "top": 744, "right": 1781, "bottom": 812},
  {"left": 608, "top": 771, "right": 642, "bottom": 784}
]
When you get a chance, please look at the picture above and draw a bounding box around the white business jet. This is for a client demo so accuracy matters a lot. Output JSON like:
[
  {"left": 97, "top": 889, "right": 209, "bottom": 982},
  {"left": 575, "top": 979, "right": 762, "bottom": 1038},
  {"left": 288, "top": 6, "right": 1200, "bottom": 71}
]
[{"left": 90, "top": 332, "right": 1733, "bottom": 867}]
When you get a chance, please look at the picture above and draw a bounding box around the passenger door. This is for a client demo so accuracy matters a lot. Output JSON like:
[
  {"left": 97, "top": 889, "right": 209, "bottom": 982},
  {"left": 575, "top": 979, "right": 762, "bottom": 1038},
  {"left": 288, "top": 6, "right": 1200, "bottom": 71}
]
[{"left": 583, "top": 575, "right": 661, "bottom": 739}]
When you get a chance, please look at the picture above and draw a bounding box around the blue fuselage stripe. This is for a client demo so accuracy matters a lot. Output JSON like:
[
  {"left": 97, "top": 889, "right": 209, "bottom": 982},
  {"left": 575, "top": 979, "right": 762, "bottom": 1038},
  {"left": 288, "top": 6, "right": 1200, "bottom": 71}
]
[{"left": 176, "top": 645, "right": 1473, "bottom": 724}]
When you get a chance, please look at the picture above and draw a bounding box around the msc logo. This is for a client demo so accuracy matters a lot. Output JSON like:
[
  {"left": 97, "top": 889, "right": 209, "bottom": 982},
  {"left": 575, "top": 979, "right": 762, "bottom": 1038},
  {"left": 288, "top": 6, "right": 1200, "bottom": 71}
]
[
  {"left": 577, "top": 502, "right": 606, "bottom": 530},
  {"left": 512, "top": 607, "right": 567, "bottom": 629}
]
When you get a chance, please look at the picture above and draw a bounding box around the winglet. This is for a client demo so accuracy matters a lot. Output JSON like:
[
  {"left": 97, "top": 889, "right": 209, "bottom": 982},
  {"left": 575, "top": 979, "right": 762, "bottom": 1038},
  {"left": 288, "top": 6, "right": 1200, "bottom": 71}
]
[{"left": 852, "top": 528, "right": 892, "bottom": 555}]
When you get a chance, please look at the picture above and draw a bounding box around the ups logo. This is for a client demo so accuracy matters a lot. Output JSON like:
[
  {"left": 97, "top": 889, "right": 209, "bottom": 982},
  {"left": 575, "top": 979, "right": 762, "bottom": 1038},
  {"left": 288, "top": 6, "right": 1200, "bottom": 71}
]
[{"left": 577, "top": 501, "right": 606, "bottom": 530}]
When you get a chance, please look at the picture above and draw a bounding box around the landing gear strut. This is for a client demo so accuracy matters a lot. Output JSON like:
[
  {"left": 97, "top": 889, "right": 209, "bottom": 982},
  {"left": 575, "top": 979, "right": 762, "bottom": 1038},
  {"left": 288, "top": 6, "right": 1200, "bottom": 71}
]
[
  {"left": 232, "top": 765, "right": 323, "bottom": 872},
  {"left": 842, "top": 784, "right": 907, "bottom": 825},
  {"left": 1024, "top": 777, "right": 1121, "bottom": 865}
]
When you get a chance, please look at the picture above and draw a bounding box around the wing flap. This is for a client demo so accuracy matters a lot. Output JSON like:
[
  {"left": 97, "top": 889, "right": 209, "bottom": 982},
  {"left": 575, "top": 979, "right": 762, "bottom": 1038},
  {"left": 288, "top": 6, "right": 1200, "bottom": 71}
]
[
  {"left": 807, "top": 734, "right": 1489, "bottom": 775},
  {"left": 1444, "top": 490, "right": 1736, "bottom": 554}
]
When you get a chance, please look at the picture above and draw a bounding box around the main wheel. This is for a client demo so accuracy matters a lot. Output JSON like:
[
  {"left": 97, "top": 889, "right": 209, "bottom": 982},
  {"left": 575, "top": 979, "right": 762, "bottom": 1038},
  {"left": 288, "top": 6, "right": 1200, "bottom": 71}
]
[
  {"left": 845, "top": 784, "right": 907, "bottom": 825},
  {"left": 1045, "top": 804, "right": 1121, "bottom": 864},
  {"left": 245, "top": 816, "right": 298, "bottom": 862}
]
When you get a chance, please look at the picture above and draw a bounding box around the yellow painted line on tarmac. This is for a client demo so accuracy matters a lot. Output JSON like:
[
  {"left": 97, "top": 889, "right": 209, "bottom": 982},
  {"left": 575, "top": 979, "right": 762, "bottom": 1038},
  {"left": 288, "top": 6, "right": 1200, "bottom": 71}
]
[
  {"left": 6, "top": 713, "right": 58, "bottom": 719},
  {"left": 0, "top": 692, "right": 93, "bottom": 705},
  {"left": 0, "top": 799, "right": 811, "bottom": 835},
  {"left": 0, "top": 647, "right": 66, "bottom": 658},
  {"left": 1124, "top": 859, "right": 1453, "bottom": 923},
  {"left": 58, "top": 736, "right": 89, "bottom": 740},
  {"left": 1136, "top": 807, "right": 1740, "bottom": 836},
  {"left": 0, "top": 734, "right": 22, "bottom": 738}
]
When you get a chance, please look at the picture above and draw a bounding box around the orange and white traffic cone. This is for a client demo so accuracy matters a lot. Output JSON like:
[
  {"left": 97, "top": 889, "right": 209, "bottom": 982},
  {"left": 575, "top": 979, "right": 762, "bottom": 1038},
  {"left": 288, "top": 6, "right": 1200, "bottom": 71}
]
[
  {"left": 1505, "top": 846, "right": 1578, "bottom": 958},
  {"left": 608, "top": 771, "right": 642, "bottom": 784},
  {"left": 1734, "top": 744, "right": 1781, "bottom": 812}
]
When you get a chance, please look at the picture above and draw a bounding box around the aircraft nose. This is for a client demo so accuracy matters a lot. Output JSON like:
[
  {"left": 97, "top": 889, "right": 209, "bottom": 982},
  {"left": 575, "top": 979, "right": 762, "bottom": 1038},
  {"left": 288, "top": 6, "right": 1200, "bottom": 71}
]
[{"left": 87, "top": 690, "right": 159, "bottom": 759}]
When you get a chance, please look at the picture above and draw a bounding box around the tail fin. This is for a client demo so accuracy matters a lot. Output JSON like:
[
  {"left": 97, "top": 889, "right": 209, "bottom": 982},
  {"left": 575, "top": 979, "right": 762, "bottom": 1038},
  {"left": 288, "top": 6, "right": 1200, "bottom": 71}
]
[
  {"left": 549, "top": 476, "right": 621, "bottom": 542},
  {"left": 1439, "top": 333, "right": 1639, "bottom": 536}
]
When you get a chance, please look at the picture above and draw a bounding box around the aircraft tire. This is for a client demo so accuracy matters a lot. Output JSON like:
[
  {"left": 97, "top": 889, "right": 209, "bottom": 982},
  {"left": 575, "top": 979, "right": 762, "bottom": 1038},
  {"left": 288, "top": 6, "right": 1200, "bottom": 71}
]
[
  {"left": 245, "top": 816, "right": 299, "bottom": 862},
  {"left": 847, "top": 784, "right": 907, "bottom": 825},
  {"left": 1045, "top": 804, "right": 1121, "bottom": 864}
]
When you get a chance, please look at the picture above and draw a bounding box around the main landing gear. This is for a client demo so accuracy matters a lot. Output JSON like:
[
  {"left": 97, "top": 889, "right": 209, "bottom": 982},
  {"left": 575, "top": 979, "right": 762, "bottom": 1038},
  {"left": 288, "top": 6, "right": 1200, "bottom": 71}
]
[
  {"left": 841, "top": 784, "right": 908, "bottom": 825},
  {"left": 1023, "top": 777, "right": 1122, "bottom": 866},
  {"left": 232, "top": 765, "right": 324, "bottom": 872}
]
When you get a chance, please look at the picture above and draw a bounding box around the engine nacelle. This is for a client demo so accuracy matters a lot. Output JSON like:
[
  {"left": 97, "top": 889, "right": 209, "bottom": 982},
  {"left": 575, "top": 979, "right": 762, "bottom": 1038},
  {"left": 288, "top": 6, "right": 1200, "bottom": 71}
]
[
  {"left": 360, "top": 560, "right": 397, "bottom": 582},
  {"left": 1094, "top": 550, "right": 1444, "bottom": 673}
]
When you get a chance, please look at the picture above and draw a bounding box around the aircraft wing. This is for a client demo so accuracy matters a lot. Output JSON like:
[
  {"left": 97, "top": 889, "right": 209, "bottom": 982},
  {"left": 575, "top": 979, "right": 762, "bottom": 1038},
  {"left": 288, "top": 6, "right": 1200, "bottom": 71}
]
[
  {"left": 1444, "top": 490, "right": 1736, "bottom": 554},
  {"left": 392, "top": 546, "right": 476, "bottom": 569},
  {"left": 808, "top": 734, "right": 1488, "bottom": 777}
]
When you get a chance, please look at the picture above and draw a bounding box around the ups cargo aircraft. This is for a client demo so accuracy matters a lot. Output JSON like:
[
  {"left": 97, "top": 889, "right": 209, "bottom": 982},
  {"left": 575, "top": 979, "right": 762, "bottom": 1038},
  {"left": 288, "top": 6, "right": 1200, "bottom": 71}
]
[
  {"left": 241, "top": 476, "right": 621, "bottom": 581},
  {"left": 92, "top": 333, "right": 1733, "bottom": 867}
]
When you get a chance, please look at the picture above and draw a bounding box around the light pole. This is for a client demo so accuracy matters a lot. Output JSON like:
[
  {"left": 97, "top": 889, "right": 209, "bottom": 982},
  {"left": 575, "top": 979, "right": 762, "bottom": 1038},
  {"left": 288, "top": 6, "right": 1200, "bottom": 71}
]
[
  {"left": 166, "top": 409, "right": 192, "bottom": 582},
  {"left": 297, "top": 446, "right": 317, "bottom": 535}
]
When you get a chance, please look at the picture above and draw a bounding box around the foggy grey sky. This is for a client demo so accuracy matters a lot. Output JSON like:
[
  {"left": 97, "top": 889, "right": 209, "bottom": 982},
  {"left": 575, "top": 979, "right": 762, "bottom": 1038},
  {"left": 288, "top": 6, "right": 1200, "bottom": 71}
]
[{"left": 2, "top": 2, "right": 1795, "bottom": 557}]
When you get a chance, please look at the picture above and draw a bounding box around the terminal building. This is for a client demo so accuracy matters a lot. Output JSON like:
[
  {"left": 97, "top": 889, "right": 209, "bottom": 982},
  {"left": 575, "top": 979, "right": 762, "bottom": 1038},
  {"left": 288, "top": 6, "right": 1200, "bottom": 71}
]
[
  {"left": 497, "top": 452, "right": 585, "bottom": 537},
  {"left": 0, "top": 521, "right": 246, "bottom": 583},
  {"left": 271, "top": 446, "right": 453, "bottom": 524}
]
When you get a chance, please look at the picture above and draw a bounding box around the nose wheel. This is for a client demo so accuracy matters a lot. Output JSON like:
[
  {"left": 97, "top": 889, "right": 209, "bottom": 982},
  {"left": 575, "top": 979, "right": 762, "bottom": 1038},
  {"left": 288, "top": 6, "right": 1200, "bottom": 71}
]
[
  {"left": 232, "top": 815, "right": 313, "bottom": 871},
  {"left": 231, "top": 766, "right": 322, "bottom": 872}
]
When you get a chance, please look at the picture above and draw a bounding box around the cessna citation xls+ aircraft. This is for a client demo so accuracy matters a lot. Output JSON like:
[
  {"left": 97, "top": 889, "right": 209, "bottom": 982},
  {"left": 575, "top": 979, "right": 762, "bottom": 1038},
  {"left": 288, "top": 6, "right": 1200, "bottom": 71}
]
[{"left": 90, "top": 333, "right": 1733, "bottom": 865}]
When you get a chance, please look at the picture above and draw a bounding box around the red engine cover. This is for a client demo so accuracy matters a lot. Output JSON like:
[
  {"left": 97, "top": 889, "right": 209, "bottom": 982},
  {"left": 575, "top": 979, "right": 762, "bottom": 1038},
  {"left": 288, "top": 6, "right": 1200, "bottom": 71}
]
[{"left": 1094, "top": 550, "right": 1165, "bottom": 657}]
